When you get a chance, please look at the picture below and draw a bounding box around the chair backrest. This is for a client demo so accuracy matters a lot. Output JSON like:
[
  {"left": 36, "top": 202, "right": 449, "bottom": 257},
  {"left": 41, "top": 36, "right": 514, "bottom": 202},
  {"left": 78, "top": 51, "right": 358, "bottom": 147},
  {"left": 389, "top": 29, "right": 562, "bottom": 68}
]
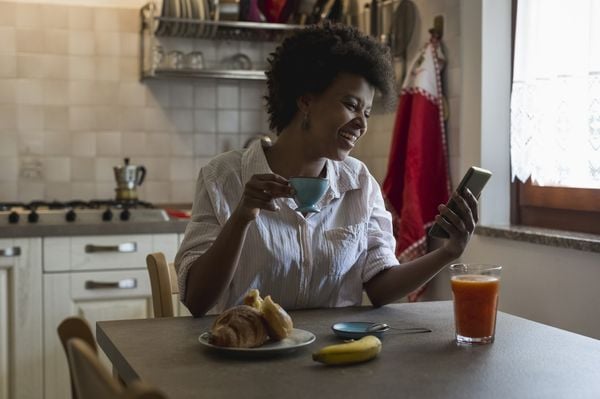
[
  {"left": 146, "top": 252, "right": 179, "bottom": 318},
  {"left": 58, "top": 317, "right": 99, "bottom": 399},
  {"left": 67, "top": 338, "right": 167, "bottom": 399}
]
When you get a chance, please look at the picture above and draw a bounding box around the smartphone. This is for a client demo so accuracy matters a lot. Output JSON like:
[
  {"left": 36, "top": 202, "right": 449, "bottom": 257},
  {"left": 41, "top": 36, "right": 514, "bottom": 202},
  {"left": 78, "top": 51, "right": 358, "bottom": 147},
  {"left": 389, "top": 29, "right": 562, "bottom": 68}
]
[{"left": 428, "top": 166, "right": 493, "bottom": 239}]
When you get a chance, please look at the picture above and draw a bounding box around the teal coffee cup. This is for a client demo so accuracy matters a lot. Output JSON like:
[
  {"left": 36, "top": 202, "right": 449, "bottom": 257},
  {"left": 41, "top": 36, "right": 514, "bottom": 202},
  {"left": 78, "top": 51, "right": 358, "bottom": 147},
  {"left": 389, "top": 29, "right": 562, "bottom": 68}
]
[{"left": 289, "top": 177, "right": 329, "bottom": 213}]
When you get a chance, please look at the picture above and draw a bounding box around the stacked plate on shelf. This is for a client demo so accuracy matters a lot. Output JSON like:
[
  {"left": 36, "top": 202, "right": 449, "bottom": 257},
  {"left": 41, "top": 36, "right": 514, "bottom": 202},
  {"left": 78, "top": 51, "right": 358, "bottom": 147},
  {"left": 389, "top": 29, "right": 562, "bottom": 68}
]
[{"left": 155, "top": 0, "right": 220, "bottom": 38}]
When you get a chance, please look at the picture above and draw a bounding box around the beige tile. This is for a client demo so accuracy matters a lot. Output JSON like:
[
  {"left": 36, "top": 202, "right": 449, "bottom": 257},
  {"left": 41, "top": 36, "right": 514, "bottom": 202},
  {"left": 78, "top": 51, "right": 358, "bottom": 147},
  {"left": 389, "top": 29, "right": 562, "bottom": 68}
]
[
  {"left": 144, "top": 181, "right": 170, "bottom": 203},
  {"left": 95, "top": 32, "right": 120, "bottom": 56},
  {"left": 0, "top": 157, "right": 18, "bottom": 181},
  {"left": 44, "top": 30, "right": 69, "bottom": 55},
  {"left": 96, "top": 57, "right": 120, "bottom": 81},
  {"left": 118, "top": 8, "right": 139, "bottom": 33},
  {"left": 0, "top": 55, "right": 16, "bottom": 78},
  {"left": 0, "top": 133, "right": 18, "bottom": 156},
  {"left": 171, "top": 83, "right": 194, "bottom": 108},
  {"left": 194, "top": 81, "right": 217, "bottom": 109},
  {"left": 120, "top": 33, "right": 137, "bottom": 57},
  {"left": 71, "top": 182, "right": 96, "bottom": 199},
  {"left": 69, "top": 106, "right": 96, "bottom": 131},
  {"left": 118, "top": 82, "right": 146, "bottom": 106},
  {"left": 96, "top": 131, "right": 122, "bottom": 156},
  {"left": 143, "top": 108, "right": 173, "bottom": 132},
  {"left": 95, "top": 157, "right": 121, "bottom": 181},
  {"left": 17, "top": 55, "right": 45, "bottom": 78},
  {"left": 43, "top": 55, "right": 69, "bottom": 79},
  {"left": 95, "top": 81, "right": 119, "bottom": 105},
  {"left": 240, "top": 81, "right": 265, "bottom": 110},
  {"left": 194, "top": 109, "right": 216, "bottom": 133},
  {"left": 170, "top": 134, "right": 194, "bottom": 156},
  {"left": 137, "top": 157, "right": 170, "bottom": 180},
  {"left": 68, "top": 80, "right": 96, "bottom": 105},
  {"left": 94, "top": 106, "right": 119, "bottom": 130},
  {"left": 119, "top": 108, "right": 146, "bottom": 130},
  {"left": 43, "top": 157, "right": 71, "bottom": 182},
  {"left": 16, "top": 3, "right": 41, "bottom": 29},
  {"left": 0, "top": 182, "right": 18, "bottom": 201},
  {"left": 43, "top": 80, "right": 69, "bottom": 106},
  {"left": 217, "top": 133, "right": 240, "bottom": 152},
  {"left": 68, "top": 56, "right": 96, "bottom": 80},
  {"left": 240, "top": 110, "right": 263, "bottom": 134},
  {"left": 0, "top": 3, "right": 15, "bottom": 27},
  {"left": 45, "top": 182, "right": 72, "bottom": 200},
  {"left": 41, "top": 4, "right": 68, "bottom": 29},
  {"left": 16, "top": 79, "right": 43, "bottom": 105},
  {"left": 18, "top": 181, "right": 45, "bottom": 200},
  {"left": 94, "top": 8, "right": 119, "bottom": 32},
  {"left": 68, "top": 6, "right": 93, "bottom": 31},
  {"left": 68, "top": 31, "right": 95, "bottom": 55},
  {"left": 44, "top": 106, "right": 69, "bottom": 130},
  {"left": 18, "top": 132, "right": 44, "bottom": 155},
  {"left": 170, "top": 181, "right": 195, "bottom": 203},
  {"left": 17, "top": 105, "right": 44, "bottom": 131},
  {"left": 71, "top": 133, "right": 96, "bottom": 158},
  {"left": 194, "top": 133, "right": 217, "bottom": 156},
  {"left": 145, "top": 133, "right": 171, "bottom": 156},
  {"left": 170, "top": 158, "right": 196, "bottom": 181},
  {"left": 121, "top": 131, "right": 147, "bottom": 156},
  {"left": 95, "top": 181, "right": 114, "bottom": 198},
  {"left": 0, "top": 104, "right": 17, "bottom": 130},
  {"left": 119, "top": 56, "right": 138, "bottom": 81},
  {"left": 145, "top": 82, "right": 170, "bottom": 108},
  {"left": 16, "top": 29, "right": 45, "bottom": 53},
  {"left": 44, "top": 132, "right": 71, "bottom": 155},
  {"left": 0, "top": 27, "right": 16, "bottom": 54},
  {"left": 217, "top": 82, "right": 240, "bottom": 109},
  {"left": 170, "top": 109, "right": 194, "bottom": 133},
  {"left": 217, "top": 110, "right": 239, "bottom": 133},
  {"left": 0, "top": 80, "right": 16, "bottom": 104}
]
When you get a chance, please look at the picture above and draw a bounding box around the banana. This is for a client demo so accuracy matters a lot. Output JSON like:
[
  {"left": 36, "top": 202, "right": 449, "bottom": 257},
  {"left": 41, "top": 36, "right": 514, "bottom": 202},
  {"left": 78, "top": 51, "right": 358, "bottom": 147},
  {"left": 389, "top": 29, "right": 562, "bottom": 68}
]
[{"left": 312, "top": 336, "right": 382, "bottom": 365}]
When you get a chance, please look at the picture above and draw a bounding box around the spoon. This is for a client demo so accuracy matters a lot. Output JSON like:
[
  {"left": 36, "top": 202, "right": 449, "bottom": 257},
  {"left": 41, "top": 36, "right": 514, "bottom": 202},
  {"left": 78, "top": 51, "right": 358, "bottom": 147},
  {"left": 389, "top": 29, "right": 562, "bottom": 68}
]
[{"left": 366, "top": 323, "right": 432, "bottom": 334}]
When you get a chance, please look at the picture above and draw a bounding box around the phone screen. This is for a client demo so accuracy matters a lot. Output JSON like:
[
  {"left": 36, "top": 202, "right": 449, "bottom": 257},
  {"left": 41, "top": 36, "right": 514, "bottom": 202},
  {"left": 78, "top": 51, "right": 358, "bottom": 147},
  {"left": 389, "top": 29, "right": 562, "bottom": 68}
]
[{"left": 428, "top": 166, "right": 492, "bottom": 239}]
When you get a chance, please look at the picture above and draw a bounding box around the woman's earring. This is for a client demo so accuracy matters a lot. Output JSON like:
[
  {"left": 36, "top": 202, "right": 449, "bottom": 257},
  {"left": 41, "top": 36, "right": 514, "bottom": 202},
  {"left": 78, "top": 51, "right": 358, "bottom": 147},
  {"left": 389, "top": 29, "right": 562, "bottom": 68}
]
[{"left": 301, "top": 112, "right": 310, "bottom": 131}]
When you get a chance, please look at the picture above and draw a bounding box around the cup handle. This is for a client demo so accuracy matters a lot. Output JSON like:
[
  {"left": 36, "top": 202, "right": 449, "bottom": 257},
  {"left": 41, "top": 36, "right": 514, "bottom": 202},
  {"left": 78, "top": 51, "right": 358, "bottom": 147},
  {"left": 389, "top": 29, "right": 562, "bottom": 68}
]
[{"left": 136, "top": 166, "right": 146, "bottom": 186}]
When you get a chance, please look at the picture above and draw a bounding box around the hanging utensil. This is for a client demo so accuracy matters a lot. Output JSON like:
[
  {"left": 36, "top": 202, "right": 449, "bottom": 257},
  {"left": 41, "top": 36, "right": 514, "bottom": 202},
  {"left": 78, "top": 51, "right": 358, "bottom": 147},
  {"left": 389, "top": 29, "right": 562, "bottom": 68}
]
[{"left": 390, "top": 0, "right": 416, "bottom": 85}]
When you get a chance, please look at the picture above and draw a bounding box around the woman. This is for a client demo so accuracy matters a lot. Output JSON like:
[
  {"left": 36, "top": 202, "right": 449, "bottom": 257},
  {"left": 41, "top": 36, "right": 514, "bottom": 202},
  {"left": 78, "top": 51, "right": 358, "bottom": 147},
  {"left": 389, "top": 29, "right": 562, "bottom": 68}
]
[{"left": 175, "top": 23, "right": 478, "bottom": 317}]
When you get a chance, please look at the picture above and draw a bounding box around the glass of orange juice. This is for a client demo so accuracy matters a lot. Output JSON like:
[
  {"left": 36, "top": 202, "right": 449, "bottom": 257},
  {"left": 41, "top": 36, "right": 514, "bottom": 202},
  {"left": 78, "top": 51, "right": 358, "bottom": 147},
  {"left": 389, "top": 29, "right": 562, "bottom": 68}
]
[{"left": 449, "top": 263, "right": 502, "bottom": 345}]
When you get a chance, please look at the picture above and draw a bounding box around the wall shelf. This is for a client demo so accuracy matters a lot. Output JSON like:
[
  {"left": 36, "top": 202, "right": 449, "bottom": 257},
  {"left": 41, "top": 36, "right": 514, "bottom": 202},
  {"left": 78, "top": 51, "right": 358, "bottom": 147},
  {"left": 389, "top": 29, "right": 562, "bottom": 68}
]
[{"left": 139, "top": 2, "right": 301, "bottom": 81}]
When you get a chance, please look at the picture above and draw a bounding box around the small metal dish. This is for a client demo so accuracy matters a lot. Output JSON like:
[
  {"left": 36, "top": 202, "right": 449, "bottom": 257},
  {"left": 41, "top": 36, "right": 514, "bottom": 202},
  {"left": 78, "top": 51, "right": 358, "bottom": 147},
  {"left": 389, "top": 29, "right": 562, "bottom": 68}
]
[{"left": 331, "top": 322, "right": 390, "bottom": 340}]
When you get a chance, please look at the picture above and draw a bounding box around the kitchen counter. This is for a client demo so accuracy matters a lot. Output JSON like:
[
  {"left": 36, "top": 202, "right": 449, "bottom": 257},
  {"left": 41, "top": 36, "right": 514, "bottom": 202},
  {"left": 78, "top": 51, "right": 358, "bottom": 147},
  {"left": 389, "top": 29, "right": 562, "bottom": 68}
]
[{"left": 0, "top": 219, "right": 189, "bottom": 238}]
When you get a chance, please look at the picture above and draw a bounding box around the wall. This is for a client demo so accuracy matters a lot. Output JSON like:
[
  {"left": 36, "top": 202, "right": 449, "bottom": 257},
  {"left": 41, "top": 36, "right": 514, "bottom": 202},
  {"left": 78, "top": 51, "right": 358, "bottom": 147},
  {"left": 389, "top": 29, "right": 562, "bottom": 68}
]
[
  {"left": 352, "top": 0, "right": 462, "bottom": 185},
  {"left": 0, "top": 0, "right": 273, "bottom": 204}
]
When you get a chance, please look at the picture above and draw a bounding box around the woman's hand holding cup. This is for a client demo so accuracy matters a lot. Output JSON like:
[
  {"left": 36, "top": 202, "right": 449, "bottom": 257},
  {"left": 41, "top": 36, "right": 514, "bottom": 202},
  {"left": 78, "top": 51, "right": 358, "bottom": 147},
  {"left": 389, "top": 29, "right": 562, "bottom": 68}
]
[{"left": 235, "top": 174, "right": 295, "bottom": 223}]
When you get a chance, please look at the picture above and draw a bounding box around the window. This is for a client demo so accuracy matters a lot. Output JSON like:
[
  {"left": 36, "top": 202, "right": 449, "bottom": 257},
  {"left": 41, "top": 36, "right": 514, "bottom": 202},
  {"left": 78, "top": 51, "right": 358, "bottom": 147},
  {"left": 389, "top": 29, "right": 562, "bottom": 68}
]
[{"left": 510, "top": 0, "right": 600, "bottom": 234}]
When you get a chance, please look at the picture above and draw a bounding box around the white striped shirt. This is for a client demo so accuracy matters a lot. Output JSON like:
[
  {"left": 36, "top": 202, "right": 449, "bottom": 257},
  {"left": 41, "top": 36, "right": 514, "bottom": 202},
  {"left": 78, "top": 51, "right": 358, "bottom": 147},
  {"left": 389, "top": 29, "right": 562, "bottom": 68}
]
[{"left": 174, "top": 139, "right": 399, "bottom": 312}]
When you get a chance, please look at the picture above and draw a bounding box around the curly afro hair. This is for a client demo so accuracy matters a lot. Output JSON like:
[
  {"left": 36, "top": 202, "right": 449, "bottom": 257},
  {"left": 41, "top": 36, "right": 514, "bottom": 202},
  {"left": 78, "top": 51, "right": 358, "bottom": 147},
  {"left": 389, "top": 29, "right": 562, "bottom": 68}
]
[{"left": 265, "top": 22, "right": 395, "bottom": 134}]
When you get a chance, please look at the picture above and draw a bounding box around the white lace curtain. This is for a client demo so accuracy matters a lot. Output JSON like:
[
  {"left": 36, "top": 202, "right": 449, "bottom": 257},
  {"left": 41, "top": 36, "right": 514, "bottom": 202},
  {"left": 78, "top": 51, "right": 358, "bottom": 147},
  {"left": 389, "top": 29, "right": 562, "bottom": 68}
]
[{"left": 510, "top": 0, "right": 600, "bottom": 189}]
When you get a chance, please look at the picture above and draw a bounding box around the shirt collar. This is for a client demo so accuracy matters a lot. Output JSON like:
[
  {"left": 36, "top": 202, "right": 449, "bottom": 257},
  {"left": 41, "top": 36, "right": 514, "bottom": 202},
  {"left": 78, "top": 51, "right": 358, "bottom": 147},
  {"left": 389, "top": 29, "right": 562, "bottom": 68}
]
[{"left": 240, "top": 139, "right": 362, "bottom": 202}]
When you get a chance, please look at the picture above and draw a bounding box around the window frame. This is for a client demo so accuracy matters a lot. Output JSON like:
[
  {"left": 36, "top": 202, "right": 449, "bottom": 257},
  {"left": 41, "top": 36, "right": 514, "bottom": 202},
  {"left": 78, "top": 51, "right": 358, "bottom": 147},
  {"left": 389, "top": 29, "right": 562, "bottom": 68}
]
[{"left": 509, "top": 0, "right": 600, "bottom": 235}]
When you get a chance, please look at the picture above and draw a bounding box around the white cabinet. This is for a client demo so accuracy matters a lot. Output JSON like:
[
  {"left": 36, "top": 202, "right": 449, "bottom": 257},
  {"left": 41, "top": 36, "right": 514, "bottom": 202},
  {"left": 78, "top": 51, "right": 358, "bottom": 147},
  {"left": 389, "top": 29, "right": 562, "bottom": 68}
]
[
  {"left": 0, "top": 238, "right": 43, "bottom": 399},
  {"left": 42, "top": 233, "right": 178, "bottom": 399}
]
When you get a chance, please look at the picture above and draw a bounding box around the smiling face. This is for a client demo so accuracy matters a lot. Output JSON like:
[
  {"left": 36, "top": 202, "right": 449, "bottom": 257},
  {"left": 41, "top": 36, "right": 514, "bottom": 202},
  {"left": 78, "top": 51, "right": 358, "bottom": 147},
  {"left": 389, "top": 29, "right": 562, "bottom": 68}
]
[{"left": 301, "top": 73, "right": 375, "bottom": 161}]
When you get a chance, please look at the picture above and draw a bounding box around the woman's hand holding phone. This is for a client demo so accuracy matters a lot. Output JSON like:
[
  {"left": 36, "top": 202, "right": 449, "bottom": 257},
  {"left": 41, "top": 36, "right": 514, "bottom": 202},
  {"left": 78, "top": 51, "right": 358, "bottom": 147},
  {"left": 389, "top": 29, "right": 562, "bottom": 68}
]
[{"left": 435, "top": 189, "right": 479, "bottom": 258}]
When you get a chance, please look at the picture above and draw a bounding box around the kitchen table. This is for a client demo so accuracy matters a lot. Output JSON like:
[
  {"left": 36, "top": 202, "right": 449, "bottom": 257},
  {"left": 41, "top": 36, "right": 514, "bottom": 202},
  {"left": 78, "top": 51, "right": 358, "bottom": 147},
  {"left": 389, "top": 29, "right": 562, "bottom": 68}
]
[{"left": 97, "top": 301, "right": 600, "bottom": 398}]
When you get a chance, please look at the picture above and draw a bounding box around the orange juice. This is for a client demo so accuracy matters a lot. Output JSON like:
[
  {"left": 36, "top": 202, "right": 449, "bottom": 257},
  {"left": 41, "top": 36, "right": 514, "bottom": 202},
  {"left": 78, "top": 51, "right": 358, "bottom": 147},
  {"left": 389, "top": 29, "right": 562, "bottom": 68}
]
[{"left": 451, "top": 274, "right": 499, "bottom": 341}]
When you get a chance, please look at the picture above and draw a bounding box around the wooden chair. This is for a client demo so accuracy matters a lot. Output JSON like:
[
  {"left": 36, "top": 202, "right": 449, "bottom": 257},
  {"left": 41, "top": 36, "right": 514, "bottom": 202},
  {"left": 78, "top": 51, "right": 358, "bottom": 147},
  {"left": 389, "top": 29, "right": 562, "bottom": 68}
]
[
  {"left": 58, "top": 317, "right": 99, "bottom": 399},
  {"left": 146, "top": 252, "right": 179, "bottom": 318},
  {"left": 67, "top": 338, "right": 166, "bottom": 399}
]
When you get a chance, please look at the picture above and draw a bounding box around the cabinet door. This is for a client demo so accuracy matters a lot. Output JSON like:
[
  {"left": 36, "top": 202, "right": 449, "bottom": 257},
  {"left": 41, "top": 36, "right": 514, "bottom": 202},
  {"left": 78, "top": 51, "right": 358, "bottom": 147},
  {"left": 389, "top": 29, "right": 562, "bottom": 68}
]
[
  {"left": 0, "top": 238, "right": 43, "bottom": 399},
  {"left": 43, "top": 271, "right": 152, "bottom": 399}
]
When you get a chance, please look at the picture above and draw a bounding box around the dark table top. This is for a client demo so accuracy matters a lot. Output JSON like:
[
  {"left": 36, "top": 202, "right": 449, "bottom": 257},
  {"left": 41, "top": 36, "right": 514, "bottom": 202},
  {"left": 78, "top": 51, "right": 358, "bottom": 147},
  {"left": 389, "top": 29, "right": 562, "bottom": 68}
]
[{"left": 97, "top": 301, "right": 600, "bottom": 399}]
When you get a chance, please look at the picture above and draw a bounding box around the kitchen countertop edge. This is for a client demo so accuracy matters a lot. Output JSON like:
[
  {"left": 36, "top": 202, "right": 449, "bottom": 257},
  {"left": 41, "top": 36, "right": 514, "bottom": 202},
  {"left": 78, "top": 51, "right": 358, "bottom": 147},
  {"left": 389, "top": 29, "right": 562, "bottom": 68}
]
[{"left": 0, "top": 220, "right": 189, "bottom": 238}]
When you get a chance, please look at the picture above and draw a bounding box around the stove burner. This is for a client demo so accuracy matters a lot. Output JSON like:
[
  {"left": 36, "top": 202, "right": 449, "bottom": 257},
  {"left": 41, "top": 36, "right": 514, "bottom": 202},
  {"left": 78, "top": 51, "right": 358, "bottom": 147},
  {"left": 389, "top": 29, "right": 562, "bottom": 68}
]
[{"left": 0, "top": 199, "right": 167, "bottom": 226}]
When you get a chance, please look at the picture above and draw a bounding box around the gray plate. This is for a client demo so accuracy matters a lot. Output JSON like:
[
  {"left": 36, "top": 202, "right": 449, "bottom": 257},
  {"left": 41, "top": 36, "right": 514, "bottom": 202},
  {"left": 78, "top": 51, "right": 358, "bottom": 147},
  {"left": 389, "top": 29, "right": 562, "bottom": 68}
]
[{"left": 198, "top": 328, "right": 316, "bottom": 356}]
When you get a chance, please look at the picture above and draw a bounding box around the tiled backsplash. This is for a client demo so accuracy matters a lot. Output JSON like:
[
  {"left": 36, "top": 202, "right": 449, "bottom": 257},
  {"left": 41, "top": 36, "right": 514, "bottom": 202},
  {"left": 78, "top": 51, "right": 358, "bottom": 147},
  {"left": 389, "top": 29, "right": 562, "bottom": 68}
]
[{"left": 0, "top": 1, "right": 274, "bottom": 203}]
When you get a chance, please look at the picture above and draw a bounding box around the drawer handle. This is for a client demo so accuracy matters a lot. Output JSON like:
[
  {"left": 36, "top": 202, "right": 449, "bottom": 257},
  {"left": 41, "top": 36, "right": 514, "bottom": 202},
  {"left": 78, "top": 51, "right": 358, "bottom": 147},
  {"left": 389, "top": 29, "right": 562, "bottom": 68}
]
[
  {"left": 0, "top": 246, "right": 21, "bottom": 257},
  {"left": 85, "top": 278, "right": 137, "bottom": 290},
  {"left": 84, "top": 242, "right": 137, "bottom": 253}
]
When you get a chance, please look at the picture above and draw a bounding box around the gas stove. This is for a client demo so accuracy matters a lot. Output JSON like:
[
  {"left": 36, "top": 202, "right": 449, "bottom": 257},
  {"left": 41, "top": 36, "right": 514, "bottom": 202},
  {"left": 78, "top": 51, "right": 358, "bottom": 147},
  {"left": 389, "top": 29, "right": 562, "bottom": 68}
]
[{"left": 0, "top": 200, "right": 169, "bottom": 226}]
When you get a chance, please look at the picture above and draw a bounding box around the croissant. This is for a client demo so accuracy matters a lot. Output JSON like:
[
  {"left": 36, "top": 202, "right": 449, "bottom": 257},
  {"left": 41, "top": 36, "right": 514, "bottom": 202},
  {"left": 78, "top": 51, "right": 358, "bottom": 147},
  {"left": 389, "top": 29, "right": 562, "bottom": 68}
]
[
  {"left": 261, "top": 295, "right": 294, "bottom": 341},
  {"left": 210, "top": 305, "right": 269, "bottom": 348}
]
